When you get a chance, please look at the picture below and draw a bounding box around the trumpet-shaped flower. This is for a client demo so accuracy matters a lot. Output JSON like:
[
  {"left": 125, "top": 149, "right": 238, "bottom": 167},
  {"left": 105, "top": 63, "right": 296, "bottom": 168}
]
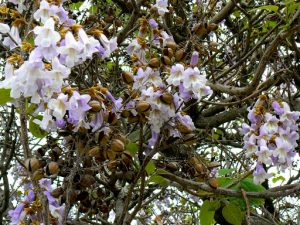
[
  {"left": 34, "top": 18, "right": 61, "bottom": 48},
  {"left": 34, "top": 0, "right": 58, "bottom": 23},
  {"left": 3, "top": 26, "right": 21, "bottom": 49}
]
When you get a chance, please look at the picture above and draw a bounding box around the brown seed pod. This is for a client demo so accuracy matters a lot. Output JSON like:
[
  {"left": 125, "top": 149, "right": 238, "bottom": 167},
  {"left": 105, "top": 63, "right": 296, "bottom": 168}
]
[
  {"left": 25, "top": 158, "right": 40, "bottom": 172},
  {"left": 167, "top": 48, "right": 174, "bottom": 58},
  {"left": 89, "top": 100, "right": 101, "bottom": 112},
  {"left": 104, "top": 15, "right": 114, "bottom": 23},
  {"left": 166, "top": 41, "right": 177, "bottom": 50},
  {"left": 149, "top": 58, "right": 160, "bottom": 68},
  {"left": 208, "top": 178, "right": 218, "bottom": 189},
  {"left": 166, "top": 162, "right": 179, "bottom": 171},
  {"left": 122, "top": 71, "right": 134, "bottom": 84},
  {"left": 136, "top": 101, "right": 151, "bottom": 113},
  {"left": 161, "top": 55, "right": 171, "bottom": 65},
  {"left": 194, "top": 163, "right": 205, "bottom": 174},
  {"left": 178, "top": 122, "right": 193, "bottom": 134},
  {"left": 183, "top": 133, "right": 197, "bottom": 145},
  {"left": 88, "top": 146, "right": 100, "bottom": 157},
  {"left": 111, "top": 139, "right": 125, "bottom": 152},
  {"left": 160, "top": 93, "right": 173, "bottom": 105},
  {"left": 175, "top": 49, "right": 186, "bottom": 61},
  {"left": 188, "top": 156, "right": 199, "bottom": 166},
  {"left": 194, "top": 23, "right": 207, "bottom": 36},
  {"left": 107, "top": 160, "right": 118, "bottom": 171},
  {"left": 128, "top": 115, "right": 139, "bottom": 123},
  {"left": 46, "top": 162, "right": 60, "bottom": 175},
  {"left": 33, "top": 169, "right": 44, "bottom": 180},
  {"left": 121, "top": 151, "right": 132, "bottom": 165},
  {"left": 121, "top": 110, "right": 131, "bottom": 118}
]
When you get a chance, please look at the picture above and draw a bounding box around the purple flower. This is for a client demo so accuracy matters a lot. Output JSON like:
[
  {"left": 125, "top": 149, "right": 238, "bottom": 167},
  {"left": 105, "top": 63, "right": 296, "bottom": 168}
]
[
  {"left": 149, "top": 19, "right": 158, "bottom": 29},
  {"left": 253, "top": 163, "right": 271, "bottom": 184},
  {"left": 8, "top": 203, "right": 26, "bottom": 225},
  {"left": 190, "top": 51, "right": 199, "bottom": 66}
]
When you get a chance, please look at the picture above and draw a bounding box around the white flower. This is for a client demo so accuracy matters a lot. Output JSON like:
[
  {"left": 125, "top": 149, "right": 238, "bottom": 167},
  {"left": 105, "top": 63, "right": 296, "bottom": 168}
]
[
  {"left": 34, "top": 0, "right": 58, "bottom": 23},
  {"left": 154, "top": 0, "right": 169, "bottom": 16},
  {"left": 0, "top": 23, "right": 10, "bottom": 34},
  {"left": 78, "top": 28, "right": 100, "bottom": 60},
  {"left": 99, "top": 34, "right": 118, "bottom": 58},
  {"left": 3, "top": 26, "right": 21, "bottom": 49},
  {"left": 167, "top": 64, "right": 185, "bottom": 86},
  {"left": 48, "top": 93, "right": 68, "bottom": 120},
  {"left": 58, "top": 32, "right": 83, "bottom": 67},
  {"left": 34, "top": 18, "right": 61, "bottom": 48}
]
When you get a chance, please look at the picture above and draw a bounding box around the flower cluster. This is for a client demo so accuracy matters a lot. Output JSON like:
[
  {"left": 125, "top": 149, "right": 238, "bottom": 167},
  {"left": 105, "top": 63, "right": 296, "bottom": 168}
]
[
  {"left": 241, "top": 96, "right": 300, "bottom": 184},
  {"left": 8, "top": 178, "right": 65, "bottom": 225}
]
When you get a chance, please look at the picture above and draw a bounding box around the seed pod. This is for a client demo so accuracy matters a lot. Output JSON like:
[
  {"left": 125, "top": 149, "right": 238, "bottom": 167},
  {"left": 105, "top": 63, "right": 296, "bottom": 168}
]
[
  {"left": 166, "top": 162, "right": 179, "bottom": 171},
  {"left": 183, "top": 133, "right": 197, "bottom": 145},
  {"left": 136, "top": 101, "right": 151, "bottom": 113},
  {"left": 149, "top": 58, "right": 160, "bottom": 68},
  {"left": 194, "top": 23, "right": 207, "bottom": 36},
  {"left": 118, "top": 134, "right": 127, "bottom": 144},
  {"left": 160, "top": 93, "right": 173, "bottom": 105},
  {"left": 188, "top": 156, "right": 199, "bottom": 166},
  {"left": 208, "top": 178, "right": 218, "bottom": 189},
  {"left": 46, "top": 162, "right": 60, "bottom": 175},
  {"left": 162, "top": 55, "right": 171, "bottom": 65},
  {"left": 121, "top": 110, "right": 131, "bottom": 118},
  {"left": 122, "top": 71, "right": 134, "bottom": 84},
  {"left": 166, "top": 41, "right": 177, "bottom": 50},
  {"left": 175, "top": 49, "right": 185, "bottom": 61},
  {"left": 107, "top": 160, "right": 118, "bottom": 171},
  {"left": 111, "top": 139, "right": 125, "bottom": 152},
  {"left": 178, "top": 122, "right": 193, "bottom": 134},
  {"left": 194, "top": 163, "right": 205, "bottom": 174},
  {"left": 88, "top": 146, "right": 100, "bottom": 157},
  {"left": 25, "top": 158, "right": 40, "bottom": 172},
  {"left": 128, "top": 115, "right": 139, "bottom": 123},
  {"left": 167, "top": 48, "right": 174, "bottom": 58},
  {"left": 104, "top": 15, "right": 114, "bottom": 23},
  {"left": 121, "top": 151, "right": 132, "bottom": 165},
  {"left": 33, "top": 169, "right": 44, "bottom": 181},
  {"left": 89, "top": 100, "right": 101, "bottom": 112}
]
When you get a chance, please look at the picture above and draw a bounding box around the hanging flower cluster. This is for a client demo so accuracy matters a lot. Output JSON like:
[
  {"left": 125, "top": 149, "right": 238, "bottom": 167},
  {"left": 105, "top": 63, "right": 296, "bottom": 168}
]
[
  {"left": 8, "top": 178, "right": 65, "bottom": 225},
  {"left": 241, "top": 95, "right": 300, "bottom": 184}
]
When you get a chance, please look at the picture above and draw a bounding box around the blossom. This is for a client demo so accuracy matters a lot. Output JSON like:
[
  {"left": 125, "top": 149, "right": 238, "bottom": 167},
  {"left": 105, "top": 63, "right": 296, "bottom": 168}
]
[
  {"left": 49, "top": 204, "right": 65, "bottom": 225},
  {"left": 99, "top": 34, "right": 118, "bottom": 58},
  {"left": 48, "top": 93, "right": 68, "bottom": 120},
  {"left": 154, "top": 0, "right": 169, "bottom": 16},
  {"left": 190, "top": 51, "right": 199, "bottom": 66},
  {"left": 78, "top": 28, "right": 100, "bottom": 60},
  {"left": 34, "top": 18, "right": 61, "bottom": 48},
  {"left": 58, "top": 32, "right": 83, "bottom": 67},
  {"left": 3, "top": 26, "right": 21, "bottom": 49},
  {"left": 253, "top": 164, "right": 272, "bottom": 184},
  {"left": 0, "top": 23, "right": 10, "bottom": 36},
  {"left": 34, "top": 0, "right": 58, "bottom": 23},
  {"left": 167, "top": 64, "right": 185, "bottom": 86},
  {"left": 8, "top": 203, "right": 26, "bottom": 225}
]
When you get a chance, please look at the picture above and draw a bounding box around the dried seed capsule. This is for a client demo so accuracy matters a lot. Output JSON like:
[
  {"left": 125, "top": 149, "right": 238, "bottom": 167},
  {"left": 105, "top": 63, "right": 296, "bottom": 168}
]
[
  {"left": 51, "top": 187, "right": 64, "bottom": 198},
  {"left": 160, "top": 93, "right": 173, "bottom": 105},
  {"left": 25, "top": 158, "right": 40, "bottom": 172},
  {"left": 136, "top": 101, "right": 151, "bottom": 113},
  {"left": 162, "top": 55, "right": 171, "bottom": 65},
  {"left": 47, "top": 162, "right": 60, "bottom": 175},
  {"left": 122, "top": 71, "right": 134, "bottom": 84},
  {"left": 208, "top": 178, "right": 218, "bottom": 189},
  {"left": 166, "top": 41, "right": 177, "bottom": 50},
  {"left": 88, "top": 146, "right": 100, "bottom": 157},
  {"left": 149, "top": 58, "right": 160, "bottom": 68},
  {"left": 89, "top": 100, "right": 101, "bottom": 112},
  {"left": 194, "top": 163, "right": 205, "bottom": 174},
  {"left": 175, "top": 49, "right": 185, "bottom": 61},
  {"left": 207, "top": 23, "right": 218, "bottom": 31},
  {"left": 111, "top": 139, "right": 125, "bottom": 152},
  {"left": 80, "top": 174, "right": 96, "bottom": 188}
]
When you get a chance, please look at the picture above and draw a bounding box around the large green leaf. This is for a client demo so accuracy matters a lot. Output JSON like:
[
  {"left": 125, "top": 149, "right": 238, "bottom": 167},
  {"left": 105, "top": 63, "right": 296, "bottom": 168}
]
[
  {"left": 29, "top": 115, "right": 48, "bottom": 138},
  {"left": 218, "top": 168, "right": 235, "bottom": 176},
  {"left": 147, "top": 175, "right": 168, "bottom": 187},
  {"left": 199, "top": 200, "right": 220, "bottom": 225},
  {"left": 255, "top": 5, "right": 279, "bottom": 12},
  {"left": 0, "top": 88, "right": 13, "bottom": 105},
  {"left": 126, "top": 143, "right": 138, "bottom": 155},
  {"left": 145, "top": 160, "right": 156, "bottom": 175},
  {"left": 222, "top": 203, "right": 243, "bottom": 225}
]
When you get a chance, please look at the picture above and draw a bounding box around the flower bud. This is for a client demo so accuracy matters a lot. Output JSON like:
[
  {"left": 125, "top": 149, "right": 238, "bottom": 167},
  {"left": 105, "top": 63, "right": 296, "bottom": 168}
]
[
  {"left": 25, "top": 158, "right": 40, "bottom": 172},
  {"left": 175, "top": 49, "right": 185, "bottom": 61},
  {"left": 162, "top": 56, "right": 171, "bottom": 65},
  {"left": 111, "top": 139, "right": 125, "bottom": 152},
  {"left": 194, "top": 163, "right": 205, "bottom": 174},
  {"left": 166, "top": 41, "right": 177, "bottom": 50},
  {"left": 46, "top": 162, "right": 60, "bottom": 175},
  {"left": 160, "top": 93, "right": 173, "bottom": 105},
  {"left": 190, "top": 51, "right": 199, "bottom": 66},
  {"left": 136, "top": 101, "right": 151, "bottom": 113},
  {"left": 122, "top": 71, "right": 134, "bottom": 84},
  {"left": 149, "top": 58, "right": 160, "bottom": 68},
  {"left": 89, "top": 100, "right": 101, "bottom": 112},
  {"left": 208, "top": 178, "right": 218, "bottom": 188}
]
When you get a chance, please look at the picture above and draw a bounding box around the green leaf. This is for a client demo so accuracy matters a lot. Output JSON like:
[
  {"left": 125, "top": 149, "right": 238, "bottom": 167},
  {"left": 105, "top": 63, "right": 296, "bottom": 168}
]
[
  {"left": 218, "top": 168, "right": 235, "bottom": 176},
  {"left": 69, "top": 1, "right": 83, "bottom": 10},
  {"left": 29, "top": 115, "right": 48, "bottom": 138},
  {"left": 89, "top": 5, "right": 97, "bottom": 14},
  {"left": 126, "top": 143, "right": 139, "bottom": 155},
  {"left": 145, "top": 160, "right": 156, "bottom": 175},
  {"left": 147, "top": 175, "right": 168, "bottom": 186},
  {"left": 0, "top": 88, "right": 13, "bottom": 105},
  {"left": 256, "top": 5, "right": 279, "bottom": 12},
  {"left": 222, "top": 203, "right": 243, "bottom": 225},
  {"left": 200, "top": 200, "right": 220, "bottom": 225}
]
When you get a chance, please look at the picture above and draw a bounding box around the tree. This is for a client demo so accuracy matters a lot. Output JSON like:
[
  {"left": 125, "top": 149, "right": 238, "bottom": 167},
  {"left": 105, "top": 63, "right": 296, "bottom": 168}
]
[{"left": 0, "top": 0, "right": 300, "bottom": 224}]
